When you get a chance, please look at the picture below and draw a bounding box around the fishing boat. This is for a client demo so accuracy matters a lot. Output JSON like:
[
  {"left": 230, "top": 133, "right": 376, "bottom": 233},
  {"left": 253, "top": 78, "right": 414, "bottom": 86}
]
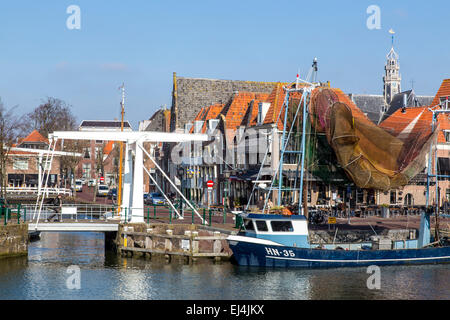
[
  {"left": 227, "top": 213, "right": 450, "bottom": 268},
  {"left": 226, "top": 61, "right": 450, "bottom": 268}
]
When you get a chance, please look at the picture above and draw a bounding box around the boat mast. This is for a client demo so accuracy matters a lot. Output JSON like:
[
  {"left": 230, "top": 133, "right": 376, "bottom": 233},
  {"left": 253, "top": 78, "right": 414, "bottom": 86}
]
[{"left": 117, "top": 83, "right": 125, "bottom": 213}]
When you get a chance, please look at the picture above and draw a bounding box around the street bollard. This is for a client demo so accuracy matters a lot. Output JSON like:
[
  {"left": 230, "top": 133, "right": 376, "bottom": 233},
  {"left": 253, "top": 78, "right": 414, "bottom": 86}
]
[
  {"left": 154, "top": 204, "right": 156, "bottom": 219},
  {"left": 3, "top": 207, "right": 6, "bottom": 226},
  {"left": 124, "top": 207, "right": 128, "bottom": 224},
  {"left": 147, "top": 207, "right": 150, "bottom": 224},
  {"left": 169, "top": 207, "right": 172, "bottom": 224},
  {"left": 203, "top": 208, "right": 206, "bottom": 226},
  {"left": 209, "top": 209, "right": 212, "bottom": 226},
  {"left": 223, "top": 208, "right": 226, "bottom": 224},
  {"left": 24, "top": 207, "right": 27, "bottom": 222},
  {"left": 192, "top": 209, "right": 194, "bottom": 224}
]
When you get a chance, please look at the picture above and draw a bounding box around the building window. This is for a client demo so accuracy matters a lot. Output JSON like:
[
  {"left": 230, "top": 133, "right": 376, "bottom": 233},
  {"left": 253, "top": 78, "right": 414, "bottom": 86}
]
[
  {"left": 440, "top": 97, "right": 449, "bottom": 110},
  {"left": 390, "top": 191, "right": 396, "bottom": 204},
  {"left": 13, "top": 158, "right": 28, "bottom": 170},
  {"left": 36, "top": 159, "right": 51, "bottom": 171},
  {"left": 82, "top": 163, "right": 91, "bottom": 179},
  {"left": 83, "top": 147, "right": 91, "bottom": 159},
  {"left": 445, "top": 131, "right": 450, "bottom": 143}
]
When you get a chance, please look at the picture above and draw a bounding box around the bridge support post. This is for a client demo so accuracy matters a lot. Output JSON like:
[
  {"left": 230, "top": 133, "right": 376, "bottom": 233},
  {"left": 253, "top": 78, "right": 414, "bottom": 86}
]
[{"left": 130, "top": 140, "right": 144, "bottom": 223}]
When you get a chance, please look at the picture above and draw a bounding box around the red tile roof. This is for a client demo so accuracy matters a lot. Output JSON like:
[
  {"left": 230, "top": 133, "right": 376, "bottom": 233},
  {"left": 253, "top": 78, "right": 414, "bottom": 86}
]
[
  {"left": 380, "top": 79, "right": 450, "bottom": 144},
  {"left": 430, "top": 79, "right": 450, "bottom": 107},
  {"left": 19, "top": 130, "right": 48, "bottom": 144},
  {"left": 190, "top": 104, "right": 225, "bottom": 133},
  {"left": 262, "top": 84, "right": 304, "bottom": 130},
  {"left": 103, "top": 141, "right": 115, "bottom": 155}
]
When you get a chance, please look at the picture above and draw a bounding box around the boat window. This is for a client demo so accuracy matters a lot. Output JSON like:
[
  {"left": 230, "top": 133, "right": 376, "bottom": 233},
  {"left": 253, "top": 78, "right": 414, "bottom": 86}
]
[
  {"left": 271, "top": 221, "right": 294, "bottom": 232},
  {"left": 243, "top": 219, "right": 255, "bottom": 231},
  {"left": 255, "top": 220, "right": 268, "bottom": 232}
]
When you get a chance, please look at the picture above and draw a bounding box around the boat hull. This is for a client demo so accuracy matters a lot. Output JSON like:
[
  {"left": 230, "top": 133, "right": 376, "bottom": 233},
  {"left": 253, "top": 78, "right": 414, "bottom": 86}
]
[{"left": 228, "top": 238, "right": 450, "bottom": 268}]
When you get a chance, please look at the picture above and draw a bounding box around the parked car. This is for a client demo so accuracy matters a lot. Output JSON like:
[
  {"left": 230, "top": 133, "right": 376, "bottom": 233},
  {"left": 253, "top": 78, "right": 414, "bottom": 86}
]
[
  {"left": 96, "top": 184, "right": 109, "bottom": 197},
  {"left": 74, "top": 179, "right": 83, "bottom": 192},
  {"left": 147, "top": 192, "right": 165, "bottom": 205},
  {"left": 107, "top": 188, "right": 117, "bottom": 200},
  {"left": 88, "top": 179, "right": 96, "bottom": 187}
]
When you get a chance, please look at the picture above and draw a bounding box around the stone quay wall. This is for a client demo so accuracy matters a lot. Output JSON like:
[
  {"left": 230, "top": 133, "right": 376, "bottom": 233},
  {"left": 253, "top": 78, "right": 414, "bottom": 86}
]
[{"left": 0, "top": 224, "right": 28, "bottom": 259}]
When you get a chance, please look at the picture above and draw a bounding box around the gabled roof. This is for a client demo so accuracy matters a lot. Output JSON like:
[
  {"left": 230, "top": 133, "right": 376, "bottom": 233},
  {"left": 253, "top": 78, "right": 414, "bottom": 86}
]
[
  {"left": 430, "top": 79, "right": 450, "bottom": 107},
  {"left": 244, "top": 93, "right": 270, "bottom": 127},
  {"left": 261, "top": 84, "right": 304, "bottom": 130},
  {"left": 380, "top": 79, "right": 450, "bottom": 144},
  {"left": 19, "top": 130, "right": 48, "bottom": 144}
]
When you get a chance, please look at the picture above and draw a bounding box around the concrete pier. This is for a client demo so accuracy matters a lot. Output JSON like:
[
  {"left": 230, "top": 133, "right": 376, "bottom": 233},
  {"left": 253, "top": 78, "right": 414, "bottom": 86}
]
[{"left": 115, "top": 223, "right": 233, "bottom": 263}]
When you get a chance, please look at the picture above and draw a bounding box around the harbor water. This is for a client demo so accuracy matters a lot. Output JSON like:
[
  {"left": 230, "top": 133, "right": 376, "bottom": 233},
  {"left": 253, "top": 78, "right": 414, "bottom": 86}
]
[{"left": 0, "top": 231, "right": 448, "bottom": 300}]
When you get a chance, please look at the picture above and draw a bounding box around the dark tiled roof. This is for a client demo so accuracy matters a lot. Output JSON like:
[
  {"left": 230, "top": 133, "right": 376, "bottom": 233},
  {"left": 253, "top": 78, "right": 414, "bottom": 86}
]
[
  {"left": 348, "top": 94, "right": 385, "bottom": 124},
  {"left": 79, "top": 120, "right": 132, "bottom": 129}
]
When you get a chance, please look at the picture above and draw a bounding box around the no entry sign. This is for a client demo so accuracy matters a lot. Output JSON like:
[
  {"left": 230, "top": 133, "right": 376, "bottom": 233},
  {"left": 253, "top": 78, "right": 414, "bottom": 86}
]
[{"left": 206, "top": 180, "right": 214, "bottom": 188}]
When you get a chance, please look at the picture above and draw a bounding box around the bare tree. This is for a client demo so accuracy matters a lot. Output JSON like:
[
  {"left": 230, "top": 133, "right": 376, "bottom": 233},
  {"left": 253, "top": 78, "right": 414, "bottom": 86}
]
[
  {"left": 0, "top": 99, "right": 21, "bottom": 199},
  {"left": 26, "top": 97, "right": 77, "bottom": 138},
  {"left": 59, "top": 139, "right": 88, "bottom": 197}
]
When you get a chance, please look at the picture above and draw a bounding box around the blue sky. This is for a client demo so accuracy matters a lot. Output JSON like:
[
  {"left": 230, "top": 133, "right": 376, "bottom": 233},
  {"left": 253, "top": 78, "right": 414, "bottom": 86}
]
[{"left": 0, "top": 0, "right": 448, "bottom": 129}]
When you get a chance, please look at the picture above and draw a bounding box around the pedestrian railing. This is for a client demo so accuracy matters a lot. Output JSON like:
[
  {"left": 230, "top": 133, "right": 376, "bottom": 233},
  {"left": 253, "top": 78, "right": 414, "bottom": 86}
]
[
  {"left": 6, "top": 186, "right": 72, "bottom": 197},
  {"left": 20, "top": 203, "right": 119, "bottom": 223}
]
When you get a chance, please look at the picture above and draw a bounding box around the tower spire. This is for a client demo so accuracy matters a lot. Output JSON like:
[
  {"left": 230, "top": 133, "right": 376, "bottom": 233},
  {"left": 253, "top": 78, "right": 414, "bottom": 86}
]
[{"left": 383, "top": 29, "right": 401, "bottom": 105}]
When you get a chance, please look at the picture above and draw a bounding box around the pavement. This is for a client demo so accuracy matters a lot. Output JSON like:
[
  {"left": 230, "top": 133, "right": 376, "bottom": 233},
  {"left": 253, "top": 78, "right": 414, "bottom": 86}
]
[{"left": 72, "top": 185, "right": 114, "bottom": 205}]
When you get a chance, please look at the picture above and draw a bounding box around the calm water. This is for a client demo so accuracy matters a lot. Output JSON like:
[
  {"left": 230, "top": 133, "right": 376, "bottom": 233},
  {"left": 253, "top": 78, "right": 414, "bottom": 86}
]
[{"left": 0, "top": 232, "right": 448, "bottom": 300}]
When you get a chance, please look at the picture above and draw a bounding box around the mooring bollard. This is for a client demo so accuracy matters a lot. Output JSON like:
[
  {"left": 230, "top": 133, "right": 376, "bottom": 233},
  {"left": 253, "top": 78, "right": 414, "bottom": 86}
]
[{"left": 17, "top": 204, "right": 21, "bottom": 225}]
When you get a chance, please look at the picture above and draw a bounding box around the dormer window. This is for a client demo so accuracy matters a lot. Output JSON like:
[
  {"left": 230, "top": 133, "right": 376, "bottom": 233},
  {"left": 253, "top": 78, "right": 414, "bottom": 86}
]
[
  {"left": 445, "top": 131, "right": 450, "bottom": 143},
  {"left": 440, "top": 96, "right": 449, "bottom": 110}
]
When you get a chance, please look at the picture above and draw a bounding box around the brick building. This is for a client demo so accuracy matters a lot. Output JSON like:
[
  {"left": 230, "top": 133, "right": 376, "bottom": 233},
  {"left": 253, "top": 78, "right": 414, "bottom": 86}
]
[{"left": 7, "top": 130, "right": 60, "bottom": 187}]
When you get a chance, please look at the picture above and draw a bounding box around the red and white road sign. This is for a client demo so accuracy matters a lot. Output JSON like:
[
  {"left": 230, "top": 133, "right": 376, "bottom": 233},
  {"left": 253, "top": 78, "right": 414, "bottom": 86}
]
[{"left": 206, "top": 180, "right": 214, "bottom": 188}]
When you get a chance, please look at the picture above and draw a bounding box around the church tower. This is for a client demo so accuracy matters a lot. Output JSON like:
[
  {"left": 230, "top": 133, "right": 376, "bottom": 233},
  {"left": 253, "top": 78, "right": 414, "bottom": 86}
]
[{"left": 383, "top": 30, "right": 401, "bottom": 104}]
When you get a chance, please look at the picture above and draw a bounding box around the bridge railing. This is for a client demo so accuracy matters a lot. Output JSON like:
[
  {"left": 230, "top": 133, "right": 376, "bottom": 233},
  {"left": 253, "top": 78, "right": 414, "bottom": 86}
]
[
  {"left": 6, "top": 186, "right": 73, "bottom": 197},
  {"left": 20, "top": 203, "right": 119, "bottom": 223}
]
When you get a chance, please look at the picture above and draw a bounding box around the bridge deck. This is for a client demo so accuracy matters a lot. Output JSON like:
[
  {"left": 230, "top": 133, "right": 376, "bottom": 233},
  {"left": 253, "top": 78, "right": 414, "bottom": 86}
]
[{"left": 28, "top": 222, "right": 119, "bottom": 232}]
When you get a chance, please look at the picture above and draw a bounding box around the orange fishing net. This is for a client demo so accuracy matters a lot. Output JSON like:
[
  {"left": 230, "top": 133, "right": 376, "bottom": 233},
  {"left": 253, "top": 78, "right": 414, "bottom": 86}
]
[{"left": 308, "top": 88, "right": 438, "bottom": 191}]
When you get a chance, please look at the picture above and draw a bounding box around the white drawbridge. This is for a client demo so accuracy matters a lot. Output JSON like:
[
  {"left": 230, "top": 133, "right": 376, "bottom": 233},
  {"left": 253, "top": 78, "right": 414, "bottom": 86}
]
[{"left": 33, "top": 130, "right": 208, "bottom": 228}]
